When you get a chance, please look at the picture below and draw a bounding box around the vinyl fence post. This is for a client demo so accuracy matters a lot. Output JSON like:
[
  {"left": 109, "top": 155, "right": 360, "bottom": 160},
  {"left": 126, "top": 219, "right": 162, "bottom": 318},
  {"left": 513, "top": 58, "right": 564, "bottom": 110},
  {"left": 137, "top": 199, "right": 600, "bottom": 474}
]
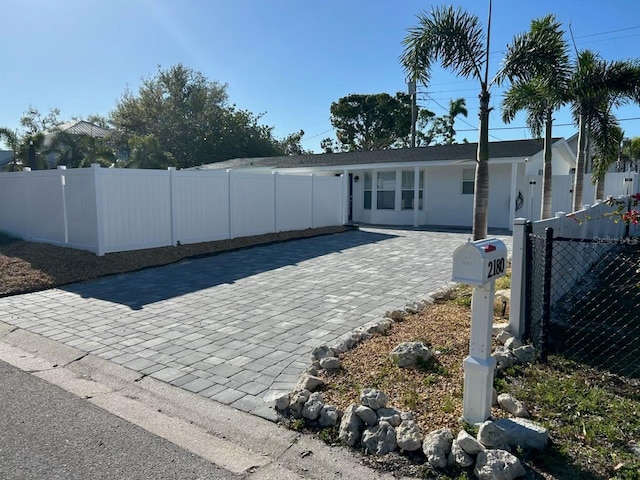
[
  {"left": 310, "top": 174, "right": 315, "bottom": 229},
  {"left": 523, "top": 221, "right": 533, "bottom": 342},
  {"left": 22, "top": 167, "right": 32, "bottom": 240},
  {"left": 92, "top": 164, "right": 106, "bottom": 256},
  {"left": 58, "top": 166, "right": 68, "bottom": 244},
  {"left": 509, "top": 218, "right": 528, "bottom": 339},
  {"left": 227, "top": 169, "right": 232, "bottom": 239},
  {"left": 273, "top": 171, "right": 278, "bottom": 233},
  {"left": 168, "top": 167, "right": 178, "bottom": 246}
]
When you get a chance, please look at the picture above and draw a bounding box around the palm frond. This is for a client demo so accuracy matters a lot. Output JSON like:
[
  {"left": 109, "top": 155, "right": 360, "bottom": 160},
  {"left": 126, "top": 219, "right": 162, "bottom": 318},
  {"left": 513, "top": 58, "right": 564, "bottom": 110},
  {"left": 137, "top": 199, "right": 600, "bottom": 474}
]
[
  {"left": 501, "top": 80, "right": 548, "bottom": 138},
  {"left": 401, "top": 6, "right": 486, "bottom": 85}
]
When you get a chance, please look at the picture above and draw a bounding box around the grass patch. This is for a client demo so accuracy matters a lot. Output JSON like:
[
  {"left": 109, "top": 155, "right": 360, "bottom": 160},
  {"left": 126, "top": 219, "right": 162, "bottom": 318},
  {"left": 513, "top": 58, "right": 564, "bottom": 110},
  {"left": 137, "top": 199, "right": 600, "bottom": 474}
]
[{"left": 502, "top": 355, "right": 640, "bottom": 479}]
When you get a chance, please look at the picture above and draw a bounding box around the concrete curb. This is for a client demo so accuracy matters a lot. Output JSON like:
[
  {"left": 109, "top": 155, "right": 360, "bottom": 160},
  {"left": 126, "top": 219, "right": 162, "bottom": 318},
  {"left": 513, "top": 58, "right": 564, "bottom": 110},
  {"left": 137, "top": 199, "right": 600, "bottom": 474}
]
[{"left": 0, "top": 321, "right": 417, "bottom": 479}]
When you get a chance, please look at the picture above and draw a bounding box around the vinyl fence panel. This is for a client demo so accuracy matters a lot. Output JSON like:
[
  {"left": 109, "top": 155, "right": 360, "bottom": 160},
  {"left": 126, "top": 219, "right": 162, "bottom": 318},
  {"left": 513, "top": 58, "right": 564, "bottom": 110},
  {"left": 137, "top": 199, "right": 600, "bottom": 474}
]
[
  {"left": 275, "top": 173, "right": 313, "bottom": 232},
  {"left": 24, "top": 170, "right": 66, "bottom": 244},
  {"left": 63, "top": 168, "right": 99, "bottom": 251},
  {"left": 172, "top": 169, "right": 230, "bottom": 245},
  {"left": 312, "top": 175, "right": 343, "bottom": 228},
  {"left": 97, "top": 168, "right": 172, "bottom": 253},
  {"left": 229, "top": 171, "right": 276, "bottom": 237}
]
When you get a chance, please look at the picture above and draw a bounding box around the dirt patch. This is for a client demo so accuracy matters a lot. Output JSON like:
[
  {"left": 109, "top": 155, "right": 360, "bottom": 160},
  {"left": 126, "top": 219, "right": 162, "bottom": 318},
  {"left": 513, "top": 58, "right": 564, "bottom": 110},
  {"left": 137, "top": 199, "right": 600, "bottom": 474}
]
[{"left": 0, "top": 226, "right": 351, "bottom": 297}]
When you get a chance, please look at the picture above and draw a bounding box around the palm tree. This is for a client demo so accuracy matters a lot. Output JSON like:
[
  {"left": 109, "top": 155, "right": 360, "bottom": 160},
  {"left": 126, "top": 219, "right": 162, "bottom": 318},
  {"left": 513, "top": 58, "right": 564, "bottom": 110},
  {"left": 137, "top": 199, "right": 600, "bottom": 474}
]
[
  {"left": 591, "top": 122, "right": 623, "bottom": 201},
  {"left": 0, "top": 128, "right": 19, "bottom": 171},
  {"left": 620, "top": 137, "right": 640, "bottom": 173},
  {"left": 435, "top": 98, "right": 468, "bottom": 145},
  {"left": 569, "top": 50, "right": 640, "bottom": 211},
  {"left": 498, "top": 15, "right": 570, "bottom": 219},
  {"left": 401, "top": 3, "right": 493, "bottom": 240}
]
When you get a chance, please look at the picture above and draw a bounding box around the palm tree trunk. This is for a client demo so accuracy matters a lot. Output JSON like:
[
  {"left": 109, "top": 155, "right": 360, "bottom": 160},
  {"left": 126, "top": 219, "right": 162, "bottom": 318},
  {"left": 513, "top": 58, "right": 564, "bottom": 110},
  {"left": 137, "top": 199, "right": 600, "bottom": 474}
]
[
  {"left": 572, "top": 114, "right": 588, "bottom": 211},
  {"left": 473, "top": 89, "right": 490, "bottom": 240},
  {"left": 541, "top": 110, "right": 554, "bottom": 219},
  {"left": 595, "top": 174, "right": 605, "bottom": 201}
]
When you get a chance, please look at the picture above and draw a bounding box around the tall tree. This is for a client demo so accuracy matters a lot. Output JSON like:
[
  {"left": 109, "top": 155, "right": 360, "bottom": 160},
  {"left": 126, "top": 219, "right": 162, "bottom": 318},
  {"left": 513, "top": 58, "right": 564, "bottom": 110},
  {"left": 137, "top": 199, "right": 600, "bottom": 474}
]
[
  {"left": 498, "top": 14, "right": 570, "bottom": 219},
  {"left": 620, "top": 136, "right": 640, "bottom": 172},
  {"left": 433, "top": 98, "right": 468, "bottom": 145},
  {"left": 401, "top": 3, "right": 494, "bottom": 240},
  {"left": 110, "top": 64, "right": 284, "bottom": 169},
  {"left": 20, "top": 107, "right": 61, "bottom": 135},
  {"left": 591, "top": 122, "right": 623, "bottom": 201},
  {"left": 329, "top": 93, "right": 411, "bottom": 151},
  {"left": 569, "top": 50, "right": 640, "bottom": 210}
]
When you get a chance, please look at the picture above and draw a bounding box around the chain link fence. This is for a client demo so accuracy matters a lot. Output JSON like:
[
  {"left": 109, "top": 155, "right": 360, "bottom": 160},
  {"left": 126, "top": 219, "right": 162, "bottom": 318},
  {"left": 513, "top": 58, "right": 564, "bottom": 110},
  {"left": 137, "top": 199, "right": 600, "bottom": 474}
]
[{"left": 526, "top": 229, "right": 640, "bottom": 378}]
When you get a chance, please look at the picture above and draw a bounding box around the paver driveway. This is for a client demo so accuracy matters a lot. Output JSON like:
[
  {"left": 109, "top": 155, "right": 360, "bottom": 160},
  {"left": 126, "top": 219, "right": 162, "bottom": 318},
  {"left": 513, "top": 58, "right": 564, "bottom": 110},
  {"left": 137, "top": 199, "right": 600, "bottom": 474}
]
[{"left": 0, "top": 227, "right": 511, "bottom": 418}]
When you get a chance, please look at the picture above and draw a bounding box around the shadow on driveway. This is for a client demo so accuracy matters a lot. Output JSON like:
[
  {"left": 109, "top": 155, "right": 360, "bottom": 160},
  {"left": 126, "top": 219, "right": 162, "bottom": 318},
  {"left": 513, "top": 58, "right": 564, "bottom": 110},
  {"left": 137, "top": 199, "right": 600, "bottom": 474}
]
[{"left": 62, "top": 229, "right": 398, "bottom": 310}]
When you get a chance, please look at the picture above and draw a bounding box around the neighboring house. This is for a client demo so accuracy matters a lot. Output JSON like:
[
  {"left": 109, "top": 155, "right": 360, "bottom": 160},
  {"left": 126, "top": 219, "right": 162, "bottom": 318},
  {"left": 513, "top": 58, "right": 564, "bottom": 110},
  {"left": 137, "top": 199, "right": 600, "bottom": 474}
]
[
  {"left": 0, "top": 150, "right": 15, "bottom": 170},
  {"left": 43, "top": 120, "right": 113, "bottom": 168},
  {"left": 194, "top": 138, "right": 577, "bottom": 231}
]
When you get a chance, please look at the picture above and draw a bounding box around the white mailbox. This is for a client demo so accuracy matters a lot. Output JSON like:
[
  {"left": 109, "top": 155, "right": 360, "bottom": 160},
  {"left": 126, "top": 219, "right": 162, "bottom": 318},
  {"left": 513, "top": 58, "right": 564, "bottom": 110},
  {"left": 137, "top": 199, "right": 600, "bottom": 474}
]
[{"left": 452, "top": 238, "right": 507, "bottom": 287}]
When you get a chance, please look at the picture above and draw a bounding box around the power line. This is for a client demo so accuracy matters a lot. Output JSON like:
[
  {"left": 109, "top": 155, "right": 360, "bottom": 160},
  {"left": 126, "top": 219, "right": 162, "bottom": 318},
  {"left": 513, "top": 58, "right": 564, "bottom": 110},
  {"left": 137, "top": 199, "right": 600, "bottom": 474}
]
[{"left": 453, "top": 116, "right": 640, "bottom": 133}]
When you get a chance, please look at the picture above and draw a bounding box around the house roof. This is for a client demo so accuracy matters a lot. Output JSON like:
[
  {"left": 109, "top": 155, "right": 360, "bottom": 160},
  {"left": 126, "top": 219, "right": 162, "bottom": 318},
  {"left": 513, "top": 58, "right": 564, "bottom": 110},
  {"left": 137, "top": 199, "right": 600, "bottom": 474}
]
[
  {"left": 194, "top": 138, "right": 559, "bottom": 171},
  {"left": 47, "top": 121, "right": 111, "bottom": 138},
  {"left": 0, "top": 150, "right": 14, "bottom": 167}
]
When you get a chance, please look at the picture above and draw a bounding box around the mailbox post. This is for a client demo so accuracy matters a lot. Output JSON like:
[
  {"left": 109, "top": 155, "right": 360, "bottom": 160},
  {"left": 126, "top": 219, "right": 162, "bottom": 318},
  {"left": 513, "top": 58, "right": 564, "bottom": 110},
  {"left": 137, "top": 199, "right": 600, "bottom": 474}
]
[{"left": 452, "top": 238, "right": 507, "bottom": 424}]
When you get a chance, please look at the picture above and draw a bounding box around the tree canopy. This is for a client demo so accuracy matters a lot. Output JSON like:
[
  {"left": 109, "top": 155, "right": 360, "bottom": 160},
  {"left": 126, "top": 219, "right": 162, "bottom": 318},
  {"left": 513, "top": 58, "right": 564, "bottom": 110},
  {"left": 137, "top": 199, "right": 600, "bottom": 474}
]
[
  {"left": 329, "top": 93, "right": 412, "bottom": 151},
  {"left": 109, "top": 64, "right": 285, "bottom": 169}
]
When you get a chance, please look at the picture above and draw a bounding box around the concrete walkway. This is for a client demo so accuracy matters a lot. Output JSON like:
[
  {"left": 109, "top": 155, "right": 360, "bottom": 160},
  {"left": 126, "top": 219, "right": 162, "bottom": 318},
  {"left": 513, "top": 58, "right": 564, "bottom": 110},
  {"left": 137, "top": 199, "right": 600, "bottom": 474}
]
[{"left": 0, "top": 227, "right": 511, "bottom": 419}]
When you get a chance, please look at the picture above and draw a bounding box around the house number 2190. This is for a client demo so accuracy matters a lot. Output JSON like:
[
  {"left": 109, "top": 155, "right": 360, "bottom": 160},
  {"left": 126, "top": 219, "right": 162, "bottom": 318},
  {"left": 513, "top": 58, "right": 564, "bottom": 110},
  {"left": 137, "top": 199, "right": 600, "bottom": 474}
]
[{"left": 487, "top": 258, "right": 505, "bottom": 279}]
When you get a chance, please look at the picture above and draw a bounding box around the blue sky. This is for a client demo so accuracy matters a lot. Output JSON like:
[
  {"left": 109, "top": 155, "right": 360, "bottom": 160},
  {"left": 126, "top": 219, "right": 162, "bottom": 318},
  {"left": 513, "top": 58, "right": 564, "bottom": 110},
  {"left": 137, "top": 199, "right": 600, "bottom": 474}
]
[{"left": 2, "top": 0, "right": 640, "bottom": 153}]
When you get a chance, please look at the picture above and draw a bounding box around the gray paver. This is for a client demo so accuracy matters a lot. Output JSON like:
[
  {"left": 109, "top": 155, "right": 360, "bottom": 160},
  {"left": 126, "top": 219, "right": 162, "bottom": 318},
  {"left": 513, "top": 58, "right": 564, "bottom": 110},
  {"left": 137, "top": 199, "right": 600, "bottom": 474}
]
[{"left": 0, "top": 227, "right": 511, "bottom": 417}]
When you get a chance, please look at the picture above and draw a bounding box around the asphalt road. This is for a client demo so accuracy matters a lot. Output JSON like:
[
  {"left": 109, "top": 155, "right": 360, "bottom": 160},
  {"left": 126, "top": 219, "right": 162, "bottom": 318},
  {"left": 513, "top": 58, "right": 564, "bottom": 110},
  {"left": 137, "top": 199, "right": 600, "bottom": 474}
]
[{"left": 0, "top": 360, "right": 239, "bottom": 480}]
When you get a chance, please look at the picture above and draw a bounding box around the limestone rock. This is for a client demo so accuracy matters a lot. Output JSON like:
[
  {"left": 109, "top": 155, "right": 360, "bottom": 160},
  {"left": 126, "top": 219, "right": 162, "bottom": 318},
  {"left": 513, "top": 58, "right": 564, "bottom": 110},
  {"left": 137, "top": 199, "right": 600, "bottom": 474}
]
[
  {"left": 332, "top": 337, "right": 351, "bottom": 354},
  {"left": 422, "top": 428, "right": 454, "bottom": 469},
  {"left": 302, "top": 392, "right": 324, "bottom": 421},
  {"left": 305, "top": 364, "right": 321, "bottom": 376},
  {"left": 376, "top": 407, "right": 402, "bottom": 427},
  {"left": 319, "top": 356, "right": 341, "bottom": 371},
  {"left": 310, "top": 345, "right": 335, "bottom": 362},
  {"left": 513, "top": 345, "right": 536, "bottom": 364},
  {"left": 495, "top": 418, "right": 549, "bottom": 450},
  {"left": 355, "top": 405, "right": 378, "bottom": 426},
  {"left": 360, "top": 388, "right": 388, "bottom": 410},
  {"left": 396, "top": 420, "right": 422, "bottom": 452},
  {"left": 457, "top": 429, "right": 485, "bottom": 455},
  {"left": 400, "top": 411, "right": 414, "bottom": 421},
  {"left": 289, "top": 390, "right": 311, "bottom": 419},
  {"left": 375, "top": 319, "right": 393, "bottom": 334},
  {"left": 295, "top": 373, "right": 324, "bottom": 392},
  {"left": 492, "top": 346, "right": 516, "bottom": 370},
  {"left": 474, "top": 449, "right": 526, "bottom": 480},
  {"left": 390, "top": 342, "right": 432, "bottom": 367},
  {"left": 318, "top": 405, "right": 339, "bottom": 427},
  {"left": 493, "top": 387, "right": 499, "bottom": 407},
  {"left": 496, "top": 330, "right": 513, "bottom": 345},
  {"left": 274, "top": 393, "right": 290, "bottom": 411},
  {"left": 361, "top": 420, "right": 397, "bottom": 456},
  {"left": 495, "top": 289, "right": 511, "bottom": 303},
  {"left": 338, "top": 404, "right": 365, "bottom": 447},
  {"left": 386, "top": 310, "right": 405, "bottom": 322},
  {"left": 448, "top": 439, "right": 474, "bottom": 468},
  {"left": 477, "top": 421, "right": 510, "bottom": 450},
  {"left": 503, "top": 336, "right": 523, "bottom": 350},
  {"left": 404, "top": 303, "right": 419, "bottom": 314},
  {"left": 497, "top": 393, "right": 529, "bottom": 418}
]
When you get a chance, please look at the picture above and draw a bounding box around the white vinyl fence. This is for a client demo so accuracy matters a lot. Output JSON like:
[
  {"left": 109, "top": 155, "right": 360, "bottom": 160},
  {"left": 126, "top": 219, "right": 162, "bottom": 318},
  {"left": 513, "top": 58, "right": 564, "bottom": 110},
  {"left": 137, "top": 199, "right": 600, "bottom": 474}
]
[{"left": 0, "top": 165, "right": 344, "bottom": 255}]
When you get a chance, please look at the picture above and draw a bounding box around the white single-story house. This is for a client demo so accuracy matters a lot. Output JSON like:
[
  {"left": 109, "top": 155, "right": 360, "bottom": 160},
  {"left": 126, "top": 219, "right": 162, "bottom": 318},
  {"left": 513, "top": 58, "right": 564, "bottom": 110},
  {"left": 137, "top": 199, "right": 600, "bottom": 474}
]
[{"left": 194, "top": 138, "right": 582, "bottom": 231}]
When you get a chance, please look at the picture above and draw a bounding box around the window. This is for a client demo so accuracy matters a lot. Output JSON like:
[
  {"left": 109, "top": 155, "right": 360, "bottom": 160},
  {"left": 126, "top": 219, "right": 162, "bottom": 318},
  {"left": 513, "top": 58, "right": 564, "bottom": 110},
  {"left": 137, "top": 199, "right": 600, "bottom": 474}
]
[
  {"left": 376, "top": 171, "right": 396, "bottom": 209},
  {"left": 462, "top": 168, "right": 475, "bottom": 194},
  {"left": 363, "top": 172, "right": 372, "bottom": 209},
  {"left": 401, "top": 170, "right": 424, "bottom": 210}
]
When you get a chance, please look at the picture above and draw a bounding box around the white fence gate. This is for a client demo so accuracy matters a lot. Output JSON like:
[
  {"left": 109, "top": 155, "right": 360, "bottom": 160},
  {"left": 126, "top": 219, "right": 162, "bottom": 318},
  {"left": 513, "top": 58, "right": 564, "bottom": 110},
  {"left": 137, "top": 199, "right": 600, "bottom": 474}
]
[{"left": 0, "top": 165, "right": 344, "bottom": 255}]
